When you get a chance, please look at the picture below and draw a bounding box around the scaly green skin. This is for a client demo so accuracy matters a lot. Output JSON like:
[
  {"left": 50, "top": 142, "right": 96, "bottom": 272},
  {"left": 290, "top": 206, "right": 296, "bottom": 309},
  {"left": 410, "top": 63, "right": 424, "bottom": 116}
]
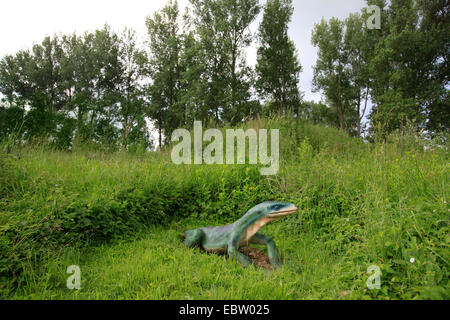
[{"left": 183, "top": 201, "right": 298, "bottom": 269}]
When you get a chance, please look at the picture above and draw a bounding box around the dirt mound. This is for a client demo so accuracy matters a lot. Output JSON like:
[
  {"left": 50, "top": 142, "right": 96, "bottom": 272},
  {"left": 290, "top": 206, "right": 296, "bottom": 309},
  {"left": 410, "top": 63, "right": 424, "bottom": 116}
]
[
  {"left": 239, "top": 246, "right": 273, "bottom": 270},
  {"left": 181, "top": 235, "right": 273, "bottom": 270}
]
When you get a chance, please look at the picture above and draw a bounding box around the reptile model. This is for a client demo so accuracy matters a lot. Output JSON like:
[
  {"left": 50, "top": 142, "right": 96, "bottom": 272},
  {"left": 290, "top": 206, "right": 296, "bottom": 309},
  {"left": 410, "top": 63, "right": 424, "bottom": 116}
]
[{"left": 183, "top": 201, "right": 298, "bottom": 269}]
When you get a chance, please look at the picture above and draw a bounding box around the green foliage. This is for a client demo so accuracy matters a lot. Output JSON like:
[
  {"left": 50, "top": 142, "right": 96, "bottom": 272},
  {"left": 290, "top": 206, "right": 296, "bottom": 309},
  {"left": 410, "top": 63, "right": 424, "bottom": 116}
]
[
  {"left": 0, "top": 146, "right": 264, "bottom": 290},
  {"left": 368, "top": 0, "right": 450, "bottom": 137},
  {"left": 0, "top": 25, "right": 149, "bottom": 151},
  {"left": 297, "top": 100, "right": 338, "bottom": 128},
  {"left": 256, "top": 0, "right": 302, "bottom": 114},
  {"left": 311, "top": 12, "right": 372, "bottom": 137},
  {"left": 0, "top": 0, "right": 449, "bottom": 299},
  {"left": 186, "top": 0, "right": 261, "bottom": 126},
  {"left": 311, "top": 0, "right": 449, "bottom": 138},
  {"left": 145, "top": 0, "right": 184, "bottom": 148},
  {"left": 0, "top": 103, "right": 24, "bottom": 139},
  {"left": 1, "top": 0, "right": 447, "bottom": 147},
  {"left": 1, "top": 117, "right": 448, "bottom": 299}
]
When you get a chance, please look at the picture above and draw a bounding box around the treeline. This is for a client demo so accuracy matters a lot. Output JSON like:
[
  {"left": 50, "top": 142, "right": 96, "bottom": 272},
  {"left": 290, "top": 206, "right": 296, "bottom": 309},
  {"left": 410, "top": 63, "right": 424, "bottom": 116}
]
[
  {"left": 311, "top": 0, "right": 449, "bottom": 139},
  {"left": 0, "top": 0, "right": 301, "bottom": 150},
  {"left": 0, "top": 0, "right": 448, "bottom": 150},
  {"left": 0, "top": 26, "right": 150, "bottom": 150}
]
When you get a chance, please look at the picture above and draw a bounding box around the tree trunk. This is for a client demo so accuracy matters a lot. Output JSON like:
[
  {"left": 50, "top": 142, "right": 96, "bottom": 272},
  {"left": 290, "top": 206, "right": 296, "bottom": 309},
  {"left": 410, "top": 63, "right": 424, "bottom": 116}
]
[
  {"left": 359, "top": 84, "right": 370, "bottom": 138},
  {"left": 231, "top": 44, "right": 236, "bottom": 115},
  {"left": 339, "top": 106, "right": 345, "bottom": 131},
  {"left": 123, "top": 92, "right": 130, "bottom": 150},
  {"left": 280, "top": 71, "right": 285, "bottom": 115},
  {"left": 123, "top": 117, "right": 129, "bottom": 150},
  {"left": 356, "top": 95, "right": 361, "bottom": 138},
  {"left": 337, "top": 71, "right": 344, "bottom": 131},
  {"left": 89, "top": 110, "right": 96, "bottom": 142},
  {"left": 158, "top": 125, "right": 162, "bottom": 150},
  {"left": 76, "top": 106, "right": 82, "bottom": 146},
  {"left": 158, "top": 114, "right": 162, "bottom": 150},
  {"left": 356, "top": 53, "right": 361, "bottom": 138}
]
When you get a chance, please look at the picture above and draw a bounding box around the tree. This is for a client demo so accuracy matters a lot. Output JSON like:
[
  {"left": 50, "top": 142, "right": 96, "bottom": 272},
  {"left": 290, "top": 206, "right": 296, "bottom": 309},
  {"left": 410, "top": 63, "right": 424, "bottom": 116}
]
[
  {"left": 255, "top": 0, "right": 302, "bottom": 115},
  {"left": 0, "top": 35, "right": 69, "bottom": 140},
  {"left": 178, "top": 28, "right": 210, "bottom": 125},
  {"left": 59, "top": 26, "right": 123, "bottom": 148},
  {"left": 0, "top": 101, "right": 25, "bottom": 140},
  {"left": 145, "top": 0, "right": 184, "bottom": 148},
  {"left": 91, "top": 25, "right": 123, "bottom": 148},
  {"left": 312, "top": 17, "right": 351, "bottom": 132},
  {"left": 188, "top": 0, "right": 260, "bottom": 125},
  {"left": 117, "top": 28, "right": 149, "bottom": 150},
  {"left": 61, "top": 31, "right": 96, "bottom": 146},
  {"left": 0, "top": 50, "right": 35, "bottom": 113},
  {"left": 367, "top": 0, "right": 449, "bottom": 139},
  {"left": 416, "top": 0, "right": 449, "bottom": 132},
  {"left": 343, "top": 12, "right": 377, "bottom": 138}
]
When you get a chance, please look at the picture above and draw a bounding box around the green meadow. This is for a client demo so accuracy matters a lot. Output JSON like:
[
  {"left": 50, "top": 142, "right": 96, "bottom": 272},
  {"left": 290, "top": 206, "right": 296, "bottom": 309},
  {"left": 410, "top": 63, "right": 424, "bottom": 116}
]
[{"left": 1, "top": 118, "right": 448, "bottom": 299}]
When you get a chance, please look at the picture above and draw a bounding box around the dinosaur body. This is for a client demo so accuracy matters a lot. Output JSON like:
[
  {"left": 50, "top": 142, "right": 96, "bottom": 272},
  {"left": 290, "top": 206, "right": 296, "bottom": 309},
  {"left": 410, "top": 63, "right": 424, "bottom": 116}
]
[{"left": 183, "top": 201, "right": 298, "bottom": 268}]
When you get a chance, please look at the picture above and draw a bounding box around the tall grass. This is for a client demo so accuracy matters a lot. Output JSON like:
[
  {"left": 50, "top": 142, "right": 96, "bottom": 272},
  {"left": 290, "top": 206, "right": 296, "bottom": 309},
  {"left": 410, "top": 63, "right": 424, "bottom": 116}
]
[{"left": 1, "top": 117, "right": 448, "bottom": 299}]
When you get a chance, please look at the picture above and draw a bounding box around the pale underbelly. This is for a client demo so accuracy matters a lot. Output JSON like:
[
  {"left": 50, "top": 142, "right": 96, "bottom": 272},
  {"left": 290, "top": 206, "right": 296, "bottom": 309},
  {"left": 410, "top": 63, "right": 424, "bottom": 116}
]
[{"left": 201, "top": 218, "right": 273, "bottom": 252}]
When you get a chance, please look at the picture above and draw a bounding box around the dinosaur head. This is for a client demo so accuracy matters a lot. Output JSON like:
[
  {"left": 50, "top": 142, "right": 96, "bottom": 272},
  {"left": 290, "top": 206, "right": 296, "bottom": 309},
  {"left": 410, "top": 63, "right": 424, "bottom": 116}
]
[
  {"left": 236, "top": 201, "right": 298, "bottom": 242},
  {"left": 260, "top": 201, "right": 298, "bottom": 219},
  {"left": 244, "top": 201, "right": 298, "bottom": 221}
]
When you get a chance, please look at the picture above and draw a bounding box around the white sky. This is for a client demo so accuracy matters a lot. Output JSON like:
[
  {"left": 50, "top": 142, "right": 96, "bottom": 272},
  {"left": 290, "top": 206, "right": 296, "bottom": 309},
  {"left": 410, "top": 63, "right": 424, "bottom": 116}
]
[{"left": 1, "top": 0, "right": 372, "bottom": 115}]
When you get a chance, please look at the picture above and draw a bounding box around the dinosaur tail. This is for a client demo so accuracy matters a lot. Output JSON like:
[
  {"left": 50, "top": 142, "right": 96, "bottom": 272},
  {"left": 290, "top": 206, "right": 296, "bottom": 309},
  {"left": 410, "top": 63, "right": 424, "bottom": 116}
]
[
  {"left": 179, "top": 231, "right": 187, "bottom": 243},
  {"left": 182, "top": 229, "right": 203, "bottom": 248}
]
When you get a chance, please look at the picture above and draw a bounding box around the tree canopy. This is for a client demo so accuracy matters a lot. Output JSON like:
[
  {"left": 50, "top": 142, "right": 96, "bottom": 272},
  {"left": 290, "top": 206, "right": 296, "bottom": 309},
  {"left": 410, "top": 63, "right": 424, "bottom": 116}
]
[{"left": 0, "top": 0, "right": 448, "bottom": 148}]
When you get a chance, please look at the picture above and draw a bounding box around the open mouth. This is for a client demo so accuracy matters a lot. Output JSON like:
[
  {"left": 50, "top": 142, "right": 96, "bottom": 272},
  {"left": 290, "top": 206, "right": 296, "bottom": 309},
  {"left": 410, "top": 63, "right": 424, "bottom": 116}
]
[{"left": 268, "top": 206, "right": 298, "bottom": 218}]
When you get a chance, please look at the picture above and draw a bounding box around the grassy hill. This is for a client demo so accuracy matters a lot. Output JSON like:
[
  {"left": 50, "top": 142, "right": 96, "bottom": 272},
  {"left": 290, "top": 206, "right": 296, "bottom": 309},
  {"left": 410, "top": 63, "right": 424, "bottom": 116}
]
[{"left": 1, "top": 117, "right": 448, "bottom": 299}]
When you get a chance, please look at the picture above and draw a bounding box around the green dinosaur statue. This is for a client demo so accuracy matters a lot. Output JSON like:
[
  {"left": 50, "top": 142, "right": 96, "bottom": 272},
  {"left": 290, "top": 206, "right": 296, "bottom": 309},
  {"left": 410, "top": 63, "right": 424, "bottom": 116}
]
[{"left": 183, "top": 201, "right": 298, "bottom": 269}]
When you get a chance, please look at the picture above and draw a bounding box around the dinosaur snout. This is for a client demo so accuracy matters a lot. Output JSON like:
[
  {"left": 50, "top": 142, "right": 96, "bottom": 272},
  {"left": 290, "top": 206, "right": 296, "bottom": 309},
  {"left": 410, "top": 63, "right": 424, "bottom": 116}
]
[{"left": 268, "top": 203, "right": 298, "bottom": 218}]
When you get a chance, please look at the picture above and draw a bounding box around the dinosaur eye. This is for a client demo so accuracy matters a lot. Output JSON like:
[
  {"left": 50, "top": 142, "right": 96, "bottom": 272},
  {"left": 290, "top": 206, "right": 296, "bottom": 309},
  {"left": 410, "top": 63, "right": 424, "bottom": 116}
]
[{"left": 273, "top": 205, "right": 281, "bottom": 211}]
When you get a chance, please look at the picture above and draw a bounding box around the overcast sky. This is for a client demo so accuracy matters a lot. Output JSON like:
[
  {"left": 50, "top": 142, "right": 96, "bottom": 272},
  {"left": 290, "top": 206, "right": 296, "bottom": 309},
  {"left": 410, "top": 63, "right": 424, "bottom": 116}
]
[{"left": 0, "top": 0, "right": 369, "bottom": 102}]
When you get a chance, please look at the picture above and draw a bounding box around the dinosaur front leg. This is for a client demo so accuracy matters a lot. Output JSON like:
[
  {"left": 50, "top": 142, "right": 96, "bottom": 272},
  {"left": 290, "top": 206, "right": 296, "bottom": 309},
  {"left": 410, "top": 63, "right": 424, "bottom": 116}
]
[
  {"left": 183, "top": 229, "right": 204, "bottom": 248},
  {"left": 250, "top": 233, "right": 282, "bottom": 269},
  {"left": 227, "top": 233, "right": 251, "bottom": 267}
]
